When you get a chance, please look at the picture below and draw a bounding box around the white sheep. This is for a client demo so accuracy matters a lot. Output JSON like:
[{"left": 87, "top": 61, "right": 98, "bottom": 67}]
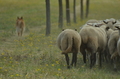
[
  {"left": 103, "top": 18, "right": 117, "bottom": 30},
  {"left": 109, "top": 23, "right": 120, "bottom": 71},
  {"left": 86, "top": 22, "right": 113, "bottom": 64},
  {"left": 79, "top": 24, "right": 107, "bottom": 68},
  {"left": 106, "top": 22, "right": 120, "bottom": 71},
  {"left": 57, "top": 29, "right": 81, "bottom": 69}
]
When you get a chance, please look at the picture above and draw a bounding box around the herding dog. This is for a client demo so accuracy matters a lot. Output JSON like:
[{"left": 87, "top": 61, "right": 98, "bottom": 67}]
[{"left": 16, "top": 17, "right": 25, "bottom": 36}]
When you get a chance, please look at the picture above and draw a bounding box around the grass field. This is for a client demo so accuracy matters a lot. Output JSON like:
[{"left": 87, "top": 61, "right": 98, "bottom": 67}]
[{"left": 0, "top": 0, "right": 120, "bottom": 79}]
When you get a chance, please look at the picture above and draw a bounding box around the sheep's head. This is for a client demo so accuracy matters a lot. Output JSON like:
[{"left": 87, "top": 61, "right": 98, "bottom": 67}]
[{"left": 103, "top": 18, "right": 117, "bottom": 30}]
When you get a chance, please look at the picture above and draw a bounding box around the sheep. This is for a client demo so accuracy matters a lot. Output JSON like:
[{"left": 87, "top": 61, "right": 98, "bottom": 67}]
[
  {"left": 116, "top": 24, "right": 120, "bottom": 56},
  {"left": 57, "top": 29, "right": 81, "bottom": 69},
  {"left": 79, "top": 24, "right": 107, "bottom": 68},
  {"left": 108, "top": 23, "right": 120, "bottom": 71},
  {"left": 91, "top": 23, "right": 114, "bottom": 63}
]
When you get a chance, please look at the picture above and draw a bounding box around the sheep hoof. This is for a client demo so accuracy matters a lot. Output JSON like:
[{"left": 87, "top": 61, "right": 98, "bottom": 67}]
[
  {"left": 114, "top": 68, "right": 117, "bottom": 72},
  {"left": 67, "top": 66, "right": 70, "bottom": 69},
  {"left": 61, "top": 52, "right": 66, "bottom": 54},
  {"left": 90, "top": 65, "right": 92, "bottom": 69},
  {"left": 99, "top": 66, "right": 102, "bottom": 69}
]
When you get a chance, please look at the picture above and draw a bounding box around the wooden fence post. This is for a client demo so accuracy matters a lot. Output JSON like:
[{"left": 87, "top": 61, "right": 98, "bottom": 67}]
[
  {"left": 86, "top": 0, "right": 89, "bottom": 18},
  {"left": 66, "top": 0, "right": 71, "bottom": 25},
  {"left": 73, "top": 0, "right": 76, "bottom": 23},
  {"left": 80, "top": 0, "right": 84, "bottom": 20},
  {"left": 45, "top": 0, "right": 51, "bottom": 36},
  {"left": 58, "top": 0, "right": 63, "bottom": 28}
]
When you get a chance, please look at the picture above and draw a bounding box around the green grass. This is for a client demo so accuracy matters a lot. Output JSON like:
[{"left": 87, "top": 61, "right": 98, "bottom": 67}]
[{"left": 1, "top": 0, "right": 120, "bottom": 79}]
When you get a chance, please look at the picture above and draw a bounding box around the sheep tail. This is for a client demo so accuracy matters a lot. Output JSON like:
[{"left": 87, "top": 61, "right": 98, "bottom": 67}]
[
  {"left": 111, "top": 51, "right": 118, "bottom": 59},
  {"left": 82, "top": 36, "right": 88, "bottom": 44},
  {"left": 62, "top": 37, "right": 73, "bottom": 54}
]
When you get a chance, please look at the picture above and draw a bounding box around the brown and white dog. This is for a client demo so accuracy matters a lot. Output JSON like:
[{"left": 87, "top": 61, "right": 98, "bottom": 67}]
[{"left": 16, "top": 17, "right": 25, "bottom": 36}]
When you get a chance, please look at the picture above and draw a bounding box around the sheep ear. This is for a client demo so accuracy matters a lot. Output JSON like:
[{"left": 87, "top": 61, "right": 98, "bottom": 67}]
[
  {"left": 115, "top": 27, "right": 120, "bottom": 30},
  {"left": 98, "top": 23, "right": 104, "bottom": 27},
  {"left": 62, "top": 29, "right": 64, "bottom": 31},
  {"left": 80, "top": 26, "right": 83, "bottom": 29},
  {"left": 105, "top": 27, "right": 110, "bottom": 31},
  {"left": 87, "top": 23, "right": 93, "bottom": 26},
  {"left": 115, "top": 26, "right": 120, "bottom": 29},
  {"left": 103, "top": 20, "right": 108, "bottom": 24},
  {"left": 112, "top": 21, "right": 116, "bottom": 24},
  {"left": 95, "top": 25, "right": 98, "bottom": 27},
  {"left": 74, "top": 29, "right": 77, "bottom": 31}
]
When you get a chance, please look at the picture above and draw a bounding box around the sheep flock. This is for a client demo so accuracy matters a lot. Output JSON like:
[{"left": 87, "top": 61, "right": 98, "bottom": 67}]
[{"left": 57, "top": 18, "right": 120, "bottom": 71}]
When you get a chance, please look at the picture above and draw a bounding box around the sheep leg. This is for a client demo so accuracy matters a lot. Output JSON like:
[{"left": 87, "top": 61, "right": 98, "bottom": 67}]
[
  {"left": 74, "top": 53, "right": 77, "bottom": 67},
  {"left": 83, "top": 51, "right": 86, "bottom": 64},
  {"left": 71, "top": 53, "right": 77, "bottom": 67},
  {"left": 71, "top": 53, "right": 75, "bottom": 67},
  {"left": 80, "top": 47, "right": 86, "bottom": 63},
  {"left": 18, "top": 32, "right": 20, "bottom": 36},
  {"left": 99, "top": 52, "right": 102, "bottom": 68},
  {"left": 95, "top": 52, "right": 99, "bottom": 66},
  {"left": 90, "top": 55, "right": 92, "bottom": 69},
  {"left": 65, "top": 54, "right": 70, "bottom": 69},
  {"left": 90, "top": 53, "right": 96, "bottom": 69},
  {"left": 113, "top": 57, "right": 117, "bottom": 72},
  {"left": 104, "top": 48, "right": 110, "bottom": 62}
]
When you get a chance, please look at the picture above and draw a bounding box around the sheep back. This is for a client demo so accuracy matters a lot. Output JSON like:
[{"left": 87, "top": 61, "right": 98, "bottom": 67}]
[
  {"left": 108, "top": 31, "right": 119, "bottom": 55},
  {"left": 57, "top": 29, "right": 81, "bottom": 54},
  {"left": 79, "top": 26, "right": 107, "bottom": 53}
]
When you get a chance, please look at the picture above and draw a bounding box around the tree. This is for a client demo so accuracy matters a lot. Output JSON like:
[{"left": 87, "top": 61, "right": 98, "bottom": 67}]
[
  {"left": 80, "top": 0, "right": 84, "bottom": 20},
  {"left": 45, "top": 0, "right": 51, "bottom": 36},
  {"left": 58, "top": 0, "right": 63, "bottom": 28},
  {"left": 66, "top": 0, "right": 71, "bottom": 25},
  {"left": 73, "top": 0, "right": 76, "bottom": 23},
  {"left": 86, "top": 0, "right": 89, "bottom": 18}
]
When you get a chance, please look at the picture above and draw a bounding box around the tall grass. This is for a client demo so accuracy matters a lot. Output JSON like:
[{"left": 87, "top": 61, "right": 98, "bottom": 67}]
[{"left": 0, "top": 0, "right": 120, "bottom": 79}]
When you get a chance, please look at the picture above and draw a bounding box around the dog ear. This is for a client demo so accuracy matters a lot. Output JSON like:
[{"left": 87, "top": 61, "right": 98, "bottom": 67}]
[
  {"left": 21, "top": 17, "right": 23, "bottom": 19},
  {"left": 17, "top": 17, "right": 19, "bottom": 19}
]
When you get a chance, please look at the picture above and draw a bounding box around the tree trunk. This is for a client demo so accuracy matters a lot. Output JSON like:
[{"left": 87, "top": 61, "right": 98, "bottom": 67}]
[
  {"left": 58, "top": 0, "right": 63, "bottom": 28},
  {"left": 86, "top": 0, "right": 89, "bottom": 18},
  {"left": 80, "top": 0, "right": 83, "bottom": 20},
  {"left": 73, "top": 0, "right": 76, "bottom": 23},
  {"left": 66, "top": 0, "right": 71, "bottom": 25},
  {"left": 45, "top": 0, "right": 51, "bottom": 36}
]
